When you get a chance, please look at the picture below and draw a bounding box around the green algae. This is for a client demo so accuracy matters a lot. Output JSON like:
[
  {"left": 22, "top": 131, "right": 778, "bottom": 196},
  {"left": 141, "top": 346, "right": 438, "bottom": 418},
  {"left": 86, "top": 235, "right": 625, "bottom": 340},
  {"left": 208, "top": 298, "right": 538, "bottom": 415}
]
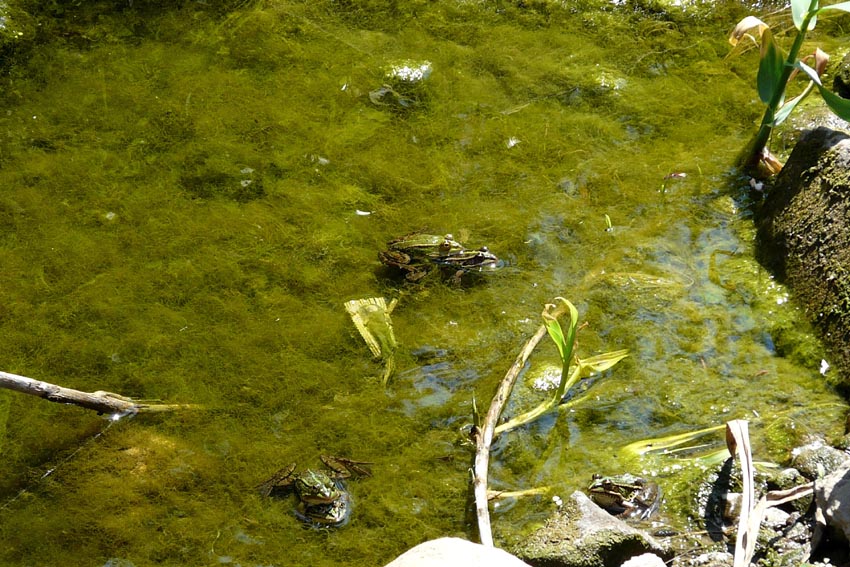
[{"left": 0, "top": 0, "right": 846, "bottom": 565}]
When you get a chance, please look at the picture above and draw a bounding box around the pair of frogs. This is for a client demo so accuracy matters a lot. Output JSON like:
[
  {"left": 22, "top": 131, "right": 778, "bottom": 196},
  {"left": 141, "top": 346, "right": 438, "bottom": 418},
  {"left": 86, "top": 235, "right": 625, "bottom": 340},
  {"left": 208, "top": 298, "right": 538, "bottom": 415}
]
[
  {"left": 258, "top": 456, "right": 371, "bottom": 528},
  {"left": 587, "top": 473, "right": 662, "bottom": 521},
  {"left": 378, "top": 232, "right": 500, "bottom": 283},
  {"left": 258, "top": 462, "right": 660, "bottom": 527}
]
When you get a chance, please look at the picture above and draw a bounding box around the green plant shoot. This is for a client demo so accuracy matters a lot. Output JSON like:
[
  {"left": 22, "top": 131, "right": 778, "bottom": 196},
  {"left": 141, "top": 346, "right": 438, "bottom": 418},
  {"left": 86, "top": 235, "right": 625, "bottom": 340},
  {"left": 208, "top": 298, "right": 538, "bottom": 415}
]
[
  {"left": 730, "top": 0, "right": 850, "bottom": 174},
  {"left": 495, "top": 298, "right": 628, "bottom": 436}
]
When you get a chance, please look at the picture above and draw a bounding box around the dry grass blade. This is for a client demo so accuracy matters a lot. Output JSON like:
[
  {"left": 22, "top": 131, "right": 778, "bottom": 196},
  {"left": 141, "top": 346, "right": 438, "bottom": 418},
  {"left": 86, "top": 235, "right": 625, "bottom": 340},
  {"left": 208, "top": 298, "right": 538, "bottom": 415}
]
[
  {"left": 727, "top": 420, "right": 757, "bottom": 567},
  {"left": 766, "top": 482, "right": 813, "bottom": 506}
]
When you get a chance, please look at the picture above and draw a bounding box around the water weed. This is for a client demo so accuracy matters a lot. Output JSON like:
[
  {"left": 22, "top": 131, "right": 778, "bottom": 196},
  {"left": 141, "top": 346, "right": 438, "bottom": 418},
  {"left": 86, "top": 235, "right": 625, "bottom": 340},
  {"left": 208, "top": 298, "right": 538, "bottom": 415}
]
[
  {"left": 730, "top": 0, "right": 850, "bottom": 173},
  {"left": 0, "top": 1, "right": 846, "bottom": 564}
]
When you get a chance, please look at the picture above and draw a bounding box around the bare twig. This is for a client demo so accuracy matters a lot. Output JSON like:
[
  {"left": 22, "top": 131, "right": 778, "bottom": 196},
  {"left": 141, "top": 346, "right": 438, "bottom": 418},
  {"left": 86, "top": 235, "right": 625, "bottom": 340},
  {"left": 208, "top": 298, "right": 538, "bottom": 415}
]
[
  {"left": 0, "top": 370, "right": 197, "bottom": 416},
  {"left": 487, "top": 486, "right": 551, "bottom": 501},
  {"left": 472, "top": 302, "right": 569, "bottom": 547}
]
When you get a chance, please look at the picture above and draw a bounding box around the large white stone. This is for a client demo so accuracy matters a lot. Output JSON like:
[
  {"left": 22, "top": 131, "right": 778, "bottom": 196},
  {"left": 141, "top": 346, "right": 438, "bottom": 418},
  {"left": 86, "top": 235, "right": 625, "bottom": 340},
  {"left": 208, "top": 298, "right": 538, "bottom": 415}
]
[
  {"left": 621, "top": 553, "right": 666, "bottom": 567},
  {"left": 384, "top": 537, "right": 532, "bottom": 567}
]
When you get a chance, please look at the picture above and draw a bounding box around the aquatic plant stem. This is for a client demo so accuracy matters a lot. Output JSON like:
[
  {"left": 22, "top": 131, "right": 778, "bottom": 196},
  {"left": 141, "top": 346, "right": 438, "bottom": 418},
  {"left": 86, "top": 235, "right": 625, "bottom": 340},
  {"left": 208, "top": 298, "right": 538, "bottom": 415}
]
[
  {"left": 0, "top": 370, "right": 196, "bottom": 416},
  {"left": 472, "top": 314, "right": 557, "bottom": 546},
  {"left": 494, "top": 364, "right": 581, "bottom": 436},
  {"left": 742, "top": 1, "right": 818, "bottom": 169}
]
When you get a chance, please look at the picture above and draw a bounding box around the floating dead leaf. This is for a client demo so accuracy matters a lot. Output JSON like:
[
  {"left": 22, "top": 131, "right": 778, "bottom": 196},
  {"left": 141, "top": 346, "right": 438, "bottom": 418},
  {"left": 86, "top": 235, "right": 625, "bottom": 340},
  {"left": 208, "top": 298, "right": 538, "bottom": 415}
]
[{"left": 344, "top": 297, "right": 398, "bottom": 385}]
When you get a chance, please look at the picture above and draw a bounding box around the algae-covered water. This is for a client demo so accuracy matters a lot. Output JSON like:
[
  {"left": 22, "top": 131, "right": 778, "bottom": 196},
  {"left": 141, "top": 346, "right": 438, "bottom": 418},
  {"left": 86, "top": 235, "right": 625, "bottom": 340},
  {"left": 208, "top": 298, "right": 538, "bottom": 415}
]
[{"left": 0, "top": 0, "right": 847, "bottom": 564}]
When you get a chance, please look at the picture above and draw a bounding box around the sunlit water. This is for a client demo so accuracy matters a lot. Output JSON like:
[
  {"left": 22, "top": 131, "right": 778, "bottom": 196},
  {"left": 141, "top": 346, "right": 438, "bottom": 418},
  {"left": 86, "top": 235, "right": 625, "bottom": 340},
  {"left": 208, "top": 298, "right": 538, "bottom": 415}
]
[{"left": 0, "top": 1, "right": 846, "bottom": 565}]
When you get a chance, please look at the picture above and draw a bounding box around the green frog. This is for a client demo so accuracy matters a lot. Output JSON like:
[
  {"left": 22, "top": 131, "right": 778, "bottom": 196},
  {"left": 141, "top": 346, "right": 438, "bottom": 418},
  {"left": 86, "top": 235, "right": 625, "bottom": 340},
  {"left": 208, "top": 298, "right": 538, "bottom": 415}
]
[
  {"left": 257, "top": 456, "right": 372, "bottom": 527},
  {"left": 378, "top": 232, "right": 500, "bottom": 282},
  {"left": 587, "top": 473, "right": 661, "bottom": 520}
]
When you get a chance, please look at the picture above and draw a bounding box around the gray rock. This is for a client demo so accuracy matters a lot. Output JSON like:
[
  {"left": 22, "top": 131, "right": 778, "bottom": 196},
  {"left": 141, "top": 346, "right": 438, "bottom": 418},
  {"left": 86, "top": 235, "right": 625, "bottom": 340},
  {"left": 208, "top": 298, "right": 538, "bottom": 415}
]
[
  {"left": 384, "top": 537, "right": 531, "bottom": 567},
  {"left": 513, "top": 491, "right": 671, "bottom": 567},
  {"left": 814, "top": 460, "right": 850, "bottom": 547},
  {"left": 791, "top": 438, "right": 850, "bottom": 480}
]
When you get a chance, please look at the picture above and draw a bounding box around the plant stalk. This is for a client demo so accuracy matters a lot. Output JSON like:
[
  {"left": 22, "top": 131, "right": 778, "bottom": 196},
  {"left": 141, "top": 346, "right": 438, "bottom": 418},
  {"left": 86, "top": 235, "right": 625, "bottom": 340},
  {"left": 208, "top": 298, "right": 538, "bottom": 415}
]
[
  {"left": 741, "top": 0, "right": 819, "bottom": 169},
  {"left": 494, "top": 364, "right": 581, "bottom": 436}
]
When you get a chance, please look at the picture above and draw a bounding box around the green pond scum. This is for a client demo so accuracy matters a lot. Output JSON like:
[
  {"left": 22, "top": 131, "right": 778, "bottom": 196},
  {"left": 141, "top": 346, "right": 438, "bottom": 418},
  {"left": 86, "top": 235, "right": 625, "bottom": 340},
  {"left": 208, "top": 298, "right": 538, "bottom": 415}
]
[{"left": 0, "top": 0, "right": 847, "bottom": 564}]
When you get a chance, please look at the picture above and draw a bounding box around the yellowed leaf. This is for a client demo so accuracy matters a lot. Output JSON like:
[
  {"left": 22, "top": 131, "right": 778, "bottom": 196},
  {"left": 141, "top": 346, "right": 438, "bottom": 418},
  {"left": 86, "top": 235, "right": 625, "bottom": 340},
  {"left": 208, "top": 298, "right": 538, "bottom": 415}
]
[
  {"left": 729, "top": 16, "right": 769, "bottom": 47},
  {"left": 815, "top": 47, "right": 829, "bottom": 76}
]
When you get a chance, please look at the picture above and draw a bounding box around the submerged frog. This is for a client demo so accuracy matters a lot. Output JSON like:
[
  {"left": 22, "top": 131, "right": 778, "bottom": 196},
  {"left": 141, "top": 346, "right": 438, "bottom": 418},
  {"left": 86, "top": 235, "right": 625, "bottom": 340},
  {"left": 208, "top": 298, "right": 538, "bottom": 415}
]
[
  {"left": 379, "top": 232, "right": 500, "bottom": 282},
  {"left": 587, "top": 473, "right": 661, "bottom": 520},
  {"left": 431, "top": 246, "right": 501, "bottom": 272},
  {"left": 257, "top": 456, "right": 372, "bottom": 527}
]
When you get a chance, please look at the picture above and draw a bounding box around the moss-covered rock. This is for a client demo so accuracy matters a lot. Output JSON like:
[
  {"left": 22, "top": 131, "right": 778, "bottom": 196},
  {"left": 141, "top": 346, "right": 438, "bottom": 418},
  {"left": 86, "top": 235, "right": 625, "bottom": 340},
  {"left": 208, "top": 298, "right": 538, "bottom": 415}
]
[
  {"left": 755, "top": 127, "right": 850, "bottom": 391},
  {"left": 513, "top": 491, "right": 670, "bottom": 567}
]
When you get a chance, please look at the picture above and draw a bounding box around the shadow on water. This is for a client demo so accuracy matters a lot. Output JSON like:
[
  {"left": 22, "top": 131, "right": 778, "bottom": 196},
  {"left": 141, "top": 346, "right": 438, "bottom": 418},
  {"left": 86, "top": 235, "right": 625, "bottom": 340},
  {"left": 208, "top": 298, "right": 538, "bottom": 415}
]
[{"left": 0, "top": 0, "right": 846, "bottom": 565}]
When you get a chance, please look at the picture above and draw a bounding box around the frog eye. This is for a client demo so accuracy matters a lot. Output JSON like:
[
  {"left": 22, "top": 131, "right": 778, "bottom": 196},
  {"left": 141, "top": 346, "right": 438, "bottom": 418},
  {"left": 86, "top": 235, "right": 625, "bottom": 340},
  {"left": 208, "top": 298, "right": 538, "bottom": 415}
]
[{"left": 592, "top": 473, "right": 603, "bottom": 480}]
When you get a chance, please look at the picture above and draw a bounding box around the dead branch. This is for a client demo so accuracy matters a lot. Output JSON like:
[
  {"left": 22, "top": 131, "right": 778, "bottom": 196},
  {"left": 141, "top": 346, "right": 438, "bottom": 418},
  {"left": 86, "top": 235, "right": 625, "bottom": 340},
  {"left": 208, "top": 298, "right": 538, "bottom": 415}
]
[
  {"left": 472, "top": 314, "right": 559, "bottom": 546},
  {"left": 0, "top": 370, "right": 196, "bottom": 416},
  {"left": 487, "top": 486, "right": 551, "bottom": 501}
]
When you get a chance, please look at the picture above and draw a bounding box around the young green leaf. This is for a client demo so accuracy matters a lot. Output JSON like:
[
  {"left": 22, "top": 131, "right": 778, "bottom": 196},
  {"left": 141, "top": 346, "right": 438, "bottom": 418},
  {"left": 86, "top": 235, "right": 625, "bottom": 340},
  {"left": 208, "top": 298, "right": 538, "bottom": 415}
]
[
  {"left": 818, "top": 0, "right": 850, "bottom": 14},
  {"left": 757, "top": 30, "right": 785, "bottom": 103},
  {"left": 789, "top": 60, "right": 850, "bottom": 120},
  {"left": 792, "top": 0, "right": 819, "bottom": 30},
  {"left": 795, "top": 59, "right": 823, "bottom": 85},
  {"left": 818, "top": 85, "right": 850, "bottom": 121},
  {"left": 543, "top": 314, "right": 566, "bottom": 361},
  {"left": 772, "top": 86, "right": 814, "bottom": 126},
  {"left": 795, "top": 61, "right": 850, "bottom": 120},
  {"left": 542, "top": 298, "right": 578, "bottom": 365},
  {"left": 580, "top": 350, "right": 630, "bottom": 374}
]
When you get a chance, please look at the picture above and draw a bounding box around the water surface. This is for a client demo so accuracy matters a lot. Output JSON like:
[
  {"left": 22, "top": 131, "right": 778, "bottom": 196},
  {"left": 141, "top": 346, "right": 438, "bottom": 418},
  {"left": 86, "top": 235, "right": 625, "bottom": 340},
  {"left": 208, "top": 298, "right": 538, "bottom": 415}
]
[{"left": 0, "top": 1, "right": 845, "bottom": 565}]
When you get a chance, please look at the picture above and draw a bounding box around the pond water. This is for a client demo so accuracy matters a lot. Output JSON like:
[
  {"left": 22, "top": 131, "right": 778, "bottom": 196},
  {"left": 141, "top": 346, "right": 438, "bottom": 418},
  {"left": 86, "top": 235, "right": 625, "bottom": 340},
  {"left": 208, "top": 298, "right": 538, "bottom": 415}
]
[{"left": 0, "top": 0, "right": 847, "bottom": 565}]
